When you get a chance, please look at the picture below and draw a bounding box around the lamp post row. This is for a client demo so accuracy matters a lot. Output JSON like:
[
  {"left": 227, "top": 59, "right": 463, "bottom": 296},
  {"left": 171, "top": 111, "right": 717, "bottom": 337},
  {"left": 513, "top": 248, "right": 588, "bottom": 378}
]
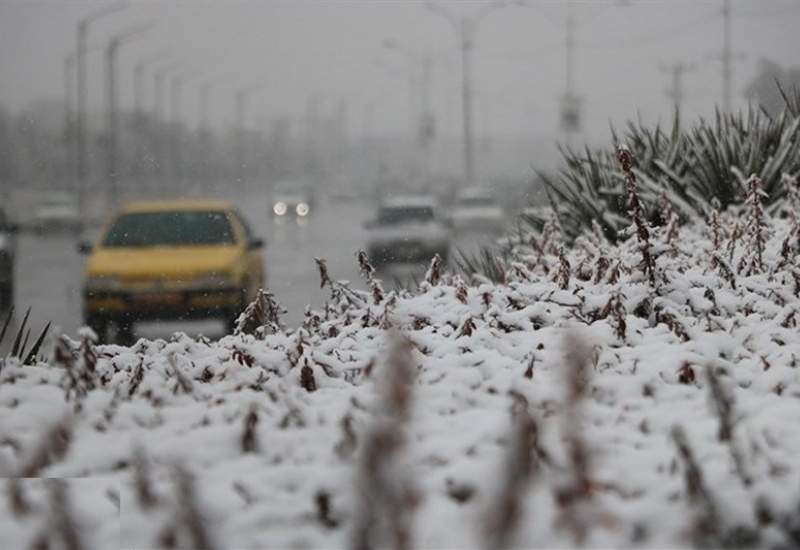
[{"left": 70, "top": 2, "right": 268, "bottom": 208}]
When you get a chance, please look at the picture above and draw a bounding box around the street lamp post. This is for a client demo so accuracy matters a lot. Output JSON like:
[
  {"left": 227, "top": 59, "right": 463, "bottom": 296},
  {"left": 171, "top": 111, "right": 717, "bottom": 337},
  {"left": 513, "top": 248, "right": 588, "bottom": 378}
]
[
  {"left": 151, "top": 61, "right": 184, "bottom": 192},
  {"left": 193, "top": 76, "right": 227, "bottom": 189},
  {"left": 64, "top": 53, "right": 75, "bottom": 189},
  {"left": 234, "top": 82, "right": 264, "bottom": 192},
  {"left": 132, "top": 51, "right": 169, "bottom": 185},
  {"left": 425, "top": 1, "right": 508, "bottom": 189},
  {"left": 153, "top": 63, "right": 179, "bottom": 122},
  {"left": 75, "top": 2, "right": 126, "bottom": 224},
  {"left": 105, "top": 24, "right": 149, "bottom": 207},
  {"left": 198, "top": 75, "right": 227, "bottom": 133},
  {"left": 200, "top": 83, "right": 213, "bottom": 132},
  {"left": 382, "top": 39, "right": 436, "bottom": 180},
  {"left": 134, "top": 50, "right": 169, "bottom": 118},
  {"left": 169, "top": 69, "right": 200, "bottom": 194}
]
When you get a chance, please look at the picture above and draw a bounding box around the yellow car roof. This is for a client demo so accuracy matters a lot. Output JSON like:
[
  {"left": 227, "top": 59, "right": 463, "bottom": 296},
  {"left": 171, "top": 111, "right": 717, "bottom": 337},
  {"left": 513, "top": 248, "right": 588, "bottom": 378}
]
[{"left": 120, "top": 199, "right": 234, "bottom": 213}]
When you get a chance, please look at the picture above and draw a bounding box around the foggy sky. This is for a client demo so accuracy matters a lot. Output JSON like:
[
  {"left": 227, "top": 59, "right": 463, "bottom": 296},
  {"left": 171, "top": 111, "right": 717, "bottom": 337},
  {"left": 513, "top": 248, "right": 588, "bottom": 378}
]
[{"left": 1, "top": 0, "right": 799, "bottom": 144}]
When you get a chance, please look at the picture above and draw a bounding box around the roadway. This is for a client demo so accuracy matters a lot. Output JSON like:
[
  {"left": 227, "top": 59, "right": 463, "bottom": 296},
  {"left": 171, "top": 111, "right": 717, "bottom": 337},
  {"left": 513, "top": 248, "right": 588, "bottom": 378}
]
[{"left": 2, "top": 194, "right": 495, "bottom": 347}]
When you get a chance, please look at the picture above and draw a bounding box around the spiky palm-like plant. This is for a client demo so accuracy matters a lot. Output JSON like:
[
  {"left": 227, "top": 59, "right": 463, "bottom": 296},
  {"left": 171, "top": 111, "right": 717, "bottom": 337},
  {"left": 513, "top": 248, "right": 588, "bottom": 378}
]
[
  {"left": 456, "top": 88, "right": 800, "bottom": 282},
  {"left": 536, "top": 92, "right": 800, "bottom": 242},
  {"left": 454, "top": 245, "right": 511, "bottom": 284}
]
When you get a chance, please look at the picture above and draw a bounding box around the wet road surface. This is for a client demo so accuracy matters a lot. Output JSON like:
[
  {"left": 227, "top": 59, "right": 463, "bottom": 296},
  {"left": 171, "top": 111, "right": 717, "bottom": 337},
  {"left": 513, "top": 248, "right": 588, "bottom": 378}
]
[{"left": 2, "top": 194, "right": 496, "bottom": 349}]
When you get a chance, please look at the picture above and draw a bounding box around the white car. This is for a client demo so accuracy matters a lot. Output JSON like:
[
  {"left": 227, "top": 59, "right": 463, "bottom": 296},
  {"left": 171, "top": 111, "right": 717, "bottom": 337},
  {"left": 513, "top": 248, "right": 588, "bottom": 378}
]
[
  {"left": 33, "top": 194, "right": 81, "bottom": 233},
  {"left": 365, "top": 195, "right": 451, "bottom": 267},
  {"left": 449, "top": 188, "right": 505, "bottom": 234}
]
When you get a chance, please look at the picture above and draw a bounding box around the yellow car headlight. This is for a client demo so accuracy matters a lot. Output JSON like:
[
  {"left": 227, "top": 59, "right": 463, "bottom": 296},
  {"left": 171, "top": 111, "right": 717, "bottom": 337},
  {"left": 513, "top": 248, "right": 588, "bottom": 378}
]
[{"left": 85, "top": 275, "right": 122, "bottom": 291}]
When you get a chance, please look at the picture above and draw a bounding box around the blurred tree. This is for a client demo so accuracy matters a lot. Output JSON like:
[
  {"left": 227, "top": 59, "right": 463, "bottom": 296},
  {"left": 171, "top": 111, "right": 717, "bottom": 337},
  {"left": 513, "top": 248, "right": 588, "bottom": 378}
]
[{"left": 744, "top": 58, "right": 800, "bottom": 116}]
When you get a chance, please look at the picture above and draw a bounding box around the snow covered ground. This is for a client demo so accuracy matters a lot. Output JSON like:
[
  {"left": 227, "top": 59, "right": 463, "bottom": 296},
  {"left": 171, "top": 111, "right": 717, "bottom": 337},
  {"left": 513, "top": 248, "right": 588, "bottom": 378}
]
[{"left": 2, "top": 182, "right": 800, "bottom": 549}]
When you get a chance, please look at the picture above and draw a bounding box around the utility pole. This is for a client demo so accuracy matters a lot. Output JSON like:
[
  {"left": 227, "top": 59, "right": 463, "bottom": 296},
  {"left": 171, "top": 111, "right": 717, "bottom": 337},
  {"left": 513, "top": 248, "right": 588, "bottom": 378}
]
[
  {"left": 75, "top": 2, "right": 126, "bottom": 224},
  {"left": 426, "top": 1, "right": 510, "bottom": 189},
  {"left": 660, "top": 61, "right": 695, "bottom": 126},
  {"left": 105, "top": 25, "right": 149, "bottom": 207}
]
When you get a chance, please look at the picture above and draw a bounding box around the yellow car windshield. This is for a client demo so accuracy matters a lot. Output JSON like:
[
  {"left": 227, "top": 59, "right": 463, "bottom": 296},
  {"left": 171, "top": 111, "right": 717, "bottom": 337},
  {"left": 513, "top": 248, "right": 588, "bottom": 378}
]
[{"left": 103, "top": 211, "right": 235, "bottom": 248}]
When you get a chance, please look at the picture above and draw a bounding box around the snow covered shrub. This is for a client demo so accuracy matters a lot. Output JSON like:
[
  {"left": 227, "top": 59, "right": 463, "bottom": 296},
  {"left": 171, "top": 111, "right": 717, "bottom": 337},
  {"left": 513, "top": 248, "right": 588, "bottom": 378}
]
[
  {"left": 3, "top": 186, "right": 800, "bottom": 547},
  {"left": 537, "top": 100, "right": 800, "bottom": 241}
]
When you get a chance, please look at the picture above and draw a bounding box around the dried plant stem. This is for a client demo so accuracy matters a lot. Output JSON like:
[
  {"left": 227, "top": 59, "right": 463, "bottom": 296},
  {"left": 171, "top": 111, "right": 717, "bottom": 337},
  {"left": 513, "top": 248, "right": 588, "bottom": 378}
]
[
  {"left": 555, "top": 331, "right": 595, "bottom": 544},
  {"left": 7, "top": 477, "right": 31, "bottom": 517},
  {"left": 706, "top": 367, "right": 751, "bottom": 487},
  {"left": 351, "top": 334, "right": 416, "bottom": 550},
  {"left": 48, "top": 479, "right": 86, "bottom": 550},
  {"left": 18, "top": 419, "right": 72, "bottom": 478},
  {"left": 173, "top": 465, "right": 217, "bottom": 550},
  {"left": 617, "top": 145, "right": 657, "bottom": 287},
  {"left": 739, "top": 175, "right": 769, "bottom": 275},
  {"left": 483, "top": 394, "right": 540, "bottom": 550},
  {"left": 241, "top": 406, "right": 260, "bottom": 453},
  {"left": 133, "top": 447, "right": 158, "bottom": 508},
  {"left": 671, "top": 426, "right": 721, "bottom": 546},
  {"left": 234, "top": 289, "right": 283, "bottom": 337}
]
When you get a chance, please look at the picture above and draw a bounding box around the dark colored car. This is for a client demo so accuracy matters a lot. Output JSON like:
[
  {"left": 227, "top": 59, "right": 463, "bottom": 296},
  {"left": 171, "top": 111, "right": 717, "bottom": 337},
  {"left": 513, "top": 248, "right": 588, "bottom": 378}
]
[{"left": 0, "top": 207, "right": 18, "bottom": 309}]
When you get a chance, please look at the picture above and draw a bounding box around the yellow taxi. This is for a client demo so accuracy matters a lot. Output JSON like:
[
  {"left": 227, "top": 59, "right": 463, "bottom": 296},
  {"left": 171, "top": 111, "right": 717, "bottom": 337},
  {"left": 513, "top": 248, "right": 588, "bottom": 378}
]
[{"left": 80, "top": 199, "right": 264, "bottom": 341}]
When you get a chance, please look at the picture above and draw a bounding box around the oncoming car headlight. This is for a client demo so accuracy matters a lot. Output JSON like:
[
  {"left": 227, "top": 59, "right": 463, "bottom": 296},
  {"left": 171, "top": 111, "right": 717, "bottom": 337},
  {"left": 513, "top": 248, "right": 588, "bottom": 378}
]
[
  {"left": 273, "top": 202, "right": 287, "bottom": 216},
  {"left": 296, "top": 202, "right": 309, "bottom": 217},
  {"left": 85, "top": 275, "right": 122, "bottom": 291}
]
